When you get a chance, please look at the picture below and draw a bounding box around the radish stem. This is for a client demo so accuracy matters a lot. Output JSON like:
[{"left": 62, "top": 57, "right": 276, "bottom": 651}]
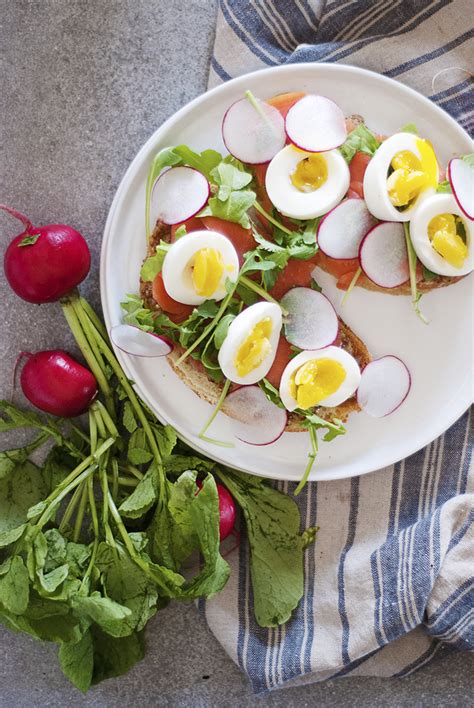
[
  {"left": 58, "top": 482, "right": 85, "bottom": 534},
  {"left": 253, "top": 202, "right": 293, "bottom": 236},
  {"left": 341, "top": 266, "right": 362, "bottom": 306},
  {"left": 239, "top": 275, "right": 288, "bottom": 313},
  {"left": 294, "top": 426, "right": 318, "bottom": 496},
  {"left": 61, "top": 297, "right": 115, "bottom": 416},
  {"left": 79, "top": 297, "right": 108, "bottom": 340},
  {"left": 72, "top": 483, "right": 89, "bottom": 542},
  {"left": 199, "top": 378, "right": 232, "bottom": 439},
  {"left": 244, "top": 90, "right": 276, "bottom": 135},
  {"left": 403, "top": 223, "right": 428, "bottom": 324}
]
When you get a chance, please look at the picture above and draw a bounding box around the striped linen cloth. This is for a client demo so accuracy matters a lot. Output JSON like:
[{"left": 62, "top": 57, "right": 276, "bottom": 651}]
[{"left": 201, "top": 0, "right": 474, "bottom": 692}]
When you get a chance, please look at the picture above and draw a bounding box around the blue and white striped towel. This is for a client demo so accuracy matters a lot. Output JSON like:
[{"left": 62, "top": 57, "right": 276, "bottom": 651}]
[{"left": 202, "top": 1, "right": 474, "bottom": 692}]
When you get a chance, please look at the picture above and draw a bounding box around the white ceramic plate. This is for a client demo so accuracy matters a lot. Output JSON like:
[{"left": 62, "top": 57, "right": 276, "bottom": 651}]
[{"left": 101, "top": 63, "right": 473, "bottom": 483}]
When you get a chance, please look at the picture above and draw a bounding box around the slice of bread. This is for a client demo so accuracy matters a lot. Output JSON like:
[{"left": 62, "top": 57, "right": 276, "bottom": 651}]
[{"left": 140, "top": 221, "right": 371, "bottom": 432}]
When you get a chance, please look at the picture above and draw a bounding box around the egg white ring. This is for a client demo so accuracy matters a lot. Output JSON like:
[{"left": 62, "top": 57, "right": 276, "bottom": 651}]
[
  {"left": 409, "top": 193, "right": 474, "bottom": 277},
  {"left": 161, "top": 230, "right": 239, "bottom": 305},
  {"left": 363, "top": 132, "right": 439, "bottom": 222},
  {"left": 279, "top": 346, "right": 361, "bottom": 412},
  {"left": 265, "top": 145, "right": 350, "bottom": 220},
  {"left": 218, "top": 302, "right": 282, "bottom": 385}
]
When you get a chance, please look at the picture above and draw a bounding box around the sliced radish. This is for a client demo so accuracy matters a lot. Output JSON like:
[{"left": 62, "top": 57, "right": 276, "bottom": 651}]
[
  {"left": 280, "top": 287, "right": 339, "bottom": 350},
  {"left": 285, "top": 95, "right": 347, "bottom": 152},
  {"left": 448, "top": 157, "right": 474, "bottom": 220},
  {"left": 357, "top": 356, "right": 411, "bottom": 418},
  {"left": 151, "top": 166, "right": 210, "bottom": 225},
  {"left": 359, "top": 222, "right": 409, "bottom": 288},
  {"left": 222, "top": 385, "right": 287, "bottom": 446},
  {"left": 222, "top": 96, "right": 286, "bottom": 164},
  {"left": 111, "top": 325, "right": 173, "bottom": 357},
  {"left": 317, "top": 199, "right": 377, "bottom": 259}
]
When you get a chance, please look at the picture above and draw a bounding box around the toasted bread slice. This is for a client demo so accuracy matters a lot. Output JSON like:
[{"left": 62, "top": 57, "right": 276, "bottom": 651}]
[{"left": 140, "top": 221, "right": 371, "bottom": 432}]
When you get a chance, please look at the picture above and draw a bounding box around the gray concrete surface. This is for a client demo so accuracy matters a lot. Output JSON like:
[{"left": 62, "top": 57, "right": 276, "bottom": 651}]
[{"left": 1, "top": 1, "right": 472, "bottom": 705}]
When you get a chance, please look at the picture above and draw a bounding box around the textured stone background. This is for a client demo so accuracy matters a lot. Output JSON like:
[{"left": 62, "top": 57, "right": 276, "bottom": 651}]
[{"left": 1, "top": 1, "right": 472, "bottom": 705}]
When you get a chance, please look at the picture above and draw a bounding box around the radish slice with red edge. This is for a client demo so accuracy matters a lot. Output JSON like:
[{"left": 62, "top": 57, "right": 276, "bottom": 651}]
[
  {"left": 222, "top": 96, "right": 286, "bottom": 164},
  {"left": 285, "top": 95, "right": 347, "bottom": 152},
  {"left": 317, "top": 199, "right": 377, "bottom": 259},
  {"left": 447, "top": 157, "right": 474, "bottom": 220},
  {"left": 222, "top": 385, "right": 287, "bottom": 446},
  {"left": 359, "top": 222, "right": 409, "bottom": 288},
  {"left": 357, "top": 356, "right": 411, "bottom": 418},
  {"left": 111, "top": 325, "right": 173, "bottom": 357},
  {"left": 280, "top": 287, "right": 339, "bottom": 350},
  {"left": 151, "top": 166, "right": 209, "bottom": 225}
]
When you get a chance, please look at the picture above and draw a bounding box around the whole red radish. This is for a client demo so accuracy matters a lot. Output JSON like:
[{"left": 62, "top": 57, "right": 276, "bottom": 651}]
[
  {"left": 197, "top": 480, "right": 236, "bottom": 541},
  {"left": 1, "top": 205, "right": 90, "bottom": 303},
  {"left": 20, "top": 350, "right": 98, "bottom": 417}
]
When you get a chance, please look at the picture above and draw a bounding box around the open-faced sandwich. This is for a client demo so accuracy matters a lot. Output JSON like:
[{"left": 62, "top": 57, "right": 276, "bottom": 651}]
[{"left": 118, "top": 90, "right": 472, "bottom": 489}]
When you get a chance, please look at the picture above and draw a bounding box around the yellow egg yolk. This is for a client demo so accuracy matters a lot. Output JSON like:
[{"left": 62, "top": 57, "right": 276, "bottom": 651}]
[
  {"left": 192, "top": 248, "right": 225, "bottom": 297},
  {"left": 289, "top": 358, "right": 346, "bottom": 409},
  {"left": 428, "top": 213, "right": 468, "bottom": 268},
  {"left": 387, "top": 139, "right": 438, "bottom": 207},
  {"left": 291, "top": 154, "right": 328, "bottom": 192},
  {"left": 234, "top": 318, "right": 273, "bottom": 377}
]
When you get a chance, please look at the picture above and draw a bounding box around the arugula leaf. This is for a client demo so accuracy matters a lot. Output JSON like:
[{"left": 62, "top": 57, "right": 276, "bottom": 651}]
[
  {"left": 145, "top": 145, "right": 221, "bottom": 237},
  {"left": 401, "top": 122, "right": 418, "bottom": 134},
  {"left": 437, "top": 180, "right": 452, "bottom": 194},
  {"left": 210, "top": 156, "right": 253, "bottom": 201},
  {"left": 340, "top": 124, "right": 380, "bottom": 163},
  {"left": 300, "top": 412, "right": 346, "bottom": 442},
  {"left": 259, "top": 378, "right": 285, "bottom": 408},
  {"left": 59, "top": 630, "right": 94, "bottom": 692},
  {"left": 463, "top": 152, "right": 474, "bottom": 167},
  {"left": 0, "top": 433, "right": 48, "bottom": 480},
  {"left": 121, "top": 295, "right": 155, "bottom": 332},
  {"left": 174, "top": 224, "right": 187, "bottom": 239},
  {"left": 139, "top": 242, "right": 169, "bottom": 281},
  {"left": 216, "top": 469, "right": 307, "bottom": 627},
  {"left": 422, "top": 264, "right": 439, "bottom": 282},
  {"left": 201, "top": 189, "right": 256, "bottom": 229},
  {"left": 214, "top": 314, "right": 235, "bottom": 349}
]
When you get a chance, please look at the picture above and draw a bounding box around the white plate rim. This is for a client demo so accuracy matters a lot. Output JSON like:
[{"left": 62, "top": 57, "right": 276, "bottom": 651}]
[{"left": 100, "top": 62, "right": 473, "bottom": 483}]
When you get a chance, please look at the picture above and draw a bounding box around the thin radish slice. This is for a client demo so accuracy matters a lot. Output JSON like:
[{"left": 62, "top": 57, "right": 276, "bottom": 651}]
[
  {"left": 448, "top": 157, "right": 474, "bottom": 220},
  {"left": 222, "top": 385, "right": 287, "bottom": 446},
  {"left": 359, "top": 222, "right": 409, "bottom": 288},
  {"left": 281, "top": 287, "right": 339, "bottom": 350},
  {"left": 151, "top": 166, "right": 210, "bottom": 225},
  {"left": 222, "top": 96, "right": 286, "bottom": 164},
  {"left": 111, "top": 325, "right": 173, "bottom": 357},
  {"left": 357, "top": 356, "right": 411, "bottom": 418},
  {"left": 285, "top": 95, "right": 347, "bottom": 152},
  {"left": 317, "top": 199, "right": 377, "bottom": 259}
]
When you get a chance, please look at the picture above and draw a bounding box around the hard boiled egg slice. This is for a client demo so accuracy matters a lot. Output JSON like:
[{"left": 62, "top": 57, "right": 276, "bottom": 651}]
[
  {"left": 409, "top": 193, "right": 473, "bottom": 276},
  {"left": 279, "top": 346, "right": 361, "bottom": 412},
  {"left": 162, "top": 230, "right": 239, "bottom": 305},
  {"left": 265, "top": 145, "right": 350, "bottom": 220},
  {"left": 363, "top": 132, "right": 439, "bottom": 222},
  {"left": 218, "top": 302, "right": 282, "bottom": 385}
]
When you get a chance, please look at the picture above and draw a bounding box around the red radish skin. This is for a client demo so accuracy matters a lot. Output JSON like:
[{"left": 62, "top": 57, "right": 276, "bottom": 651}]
[
  {"left": 1, "top": 205, "right": 90, "bottom": 304},
  {"left": 20, "top": 350, "right": 98, "bottom": 417},
  {"left": 448, "top": 157, "right": 474, "bottom": 220},
  {"left": 196, "top": 480, "right": 236, "bottom": 540},
  {"left": 359, "top": 222, "right": 409, "bottom": 289},
  {"left": 357, "top": 356, "right": 411, "bottom": 418},
  {"left": 151, "top": 167, "right": 210, "bottom": 225},
  {"left": 223, "top": 385, "right": 288, "bottom": 446}
]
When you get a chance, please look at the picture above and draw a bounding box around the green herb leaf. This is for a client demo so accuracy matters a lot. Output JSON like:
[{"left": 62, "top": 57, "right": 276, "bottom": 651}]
[
  {"left": 72, "top": 594, "right": 132, "bottom": 637},
  {"left": 401, "top": 122, "right": 418, "bottom": 134},
  {"left": 210, "top": 156, "right": 253, "bottom": 201},
  {"left": 0, "top": 460, "right": 51, "bottom": 534},
  {"left": 216, "top": 469, "right": 305, "bottom": 627},
  {"left": 403, "top": 223, "right": 428, "bottom": 323},
  {"left": 462, "top": 152, "right": 474, "bottom": 167},
  {"left": 173, "top": 224, "right": 187, "bottom": 239},
  {"left": 121, "top": 295, "right": 155, "bottom": 332},
  {"left": 119, "top": 464, "right": 159, "bottom": 519},
  {"left": 139, "top": 248, "right": 166, "bottom": 281},
  {"left": 214, "top": 314, "right": 235, "bottom": 349},
  {"left": 0, "top": 556, "right": 30, "bottom": 614},
  {"left": 201, "top": 189, "right": 256, "bottom": 229},
  {"left": 340, "top": 124, "right": 380, "bottom": 163},
  {"left": 422, "top": 264, "right": 439, "bottom": 282},
  {"left": 18, "top": 233, "right": 40, "bottom": 247},
  {"left": 59, "top": 630, "right": 94, "bottom": 693},
  {"left": 436, "top": 179, "right": 452, "bottom": 194},
  {"left": 91, "top": 628, "right": 145, "bottom": 685}
]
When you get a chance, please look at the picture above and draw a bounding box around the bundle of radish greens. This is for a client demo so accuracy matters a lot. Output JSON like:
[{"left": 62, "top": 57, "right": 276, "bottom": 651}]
[{"left": 0, "top": 205, "right": 314, "bottom": 691}]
